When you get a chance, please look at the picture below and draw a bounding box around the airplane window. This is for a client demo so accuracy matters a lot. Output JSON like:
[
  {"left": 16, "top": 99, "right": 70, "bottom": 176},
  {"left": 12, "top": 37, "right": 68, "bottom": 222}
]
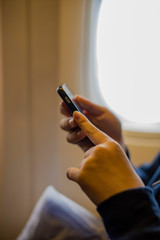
[{"left": 96, "top": 0, "right": 160, "bottom": 131}]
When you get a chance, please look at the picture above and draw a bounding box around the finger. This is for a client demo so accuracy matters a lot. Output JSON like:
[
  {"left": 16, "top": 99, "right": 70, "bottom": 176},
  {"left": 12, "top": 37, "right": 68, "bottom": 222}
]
[
  {"left": 66, "top": 130, "right": 86, "bottom": 143},
  {"left": 74, "top": 95, "right": 104, "bottom": 115},
  {"left": 77, "top": 138, "right": 94, "bottom": 153},
  {"left": 60, "top": 102, "right": 72, "bottom": 117},
  {"left": 73, "top": 111, "right": 110, "bottom": 145},
  {"left": 84, "top": 146, "right": 96, "bottom": 159},
  {"left": 66, "top": 167, "right": 80, "bottom": 182},
  {"left": 60, "top": 117, "right": 77, "bottom": 131}
]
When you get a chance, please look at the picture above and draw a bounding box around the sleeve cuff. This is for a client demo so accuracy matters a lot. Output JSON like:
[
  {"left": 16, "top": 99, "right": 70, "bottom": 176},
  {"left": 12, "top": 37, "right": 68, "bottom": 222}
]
[{"left": 97, "top": 187, "right": 160, "bottom": 239}]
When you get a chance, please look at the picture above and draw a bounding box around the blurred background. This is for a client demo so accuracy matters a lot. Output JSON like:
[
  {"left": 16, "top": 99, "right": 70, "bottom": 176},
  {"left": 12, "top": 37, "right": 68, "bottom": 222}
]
[{"left": 0, "top": 0, "right": 159, "bottom": 239}]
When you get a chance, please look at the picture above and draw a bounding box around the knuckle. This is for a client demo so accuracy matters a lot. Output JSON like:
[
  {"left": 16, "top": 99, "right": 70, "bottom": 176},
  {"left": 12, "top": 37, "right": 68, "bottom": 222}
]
[
  {"left": 60, "top": 124, "right": 64, "bottom": 130},
  {"left": 66, "top": 133, "right": 75, "bottom": 143},
  {"left": 94, "top": 145, "right": 106, "bottom": 154},
  {"left": 92, "top": 141, "right": 121, "bottom": 157},
  {"left": 60, "top": 118, "right": 71, "bottom": 130},
  {"left": 66, "top": 131, "right": 83, "bottom": 144},
  {"left": 108, "top": 140, "right": 121, "bottom": 152},
  {"left": 84, "top": 147, "right": 94, "bottom": 158},
  {"left": 60, "top": 119, "right": 66, "bottom": 129}
]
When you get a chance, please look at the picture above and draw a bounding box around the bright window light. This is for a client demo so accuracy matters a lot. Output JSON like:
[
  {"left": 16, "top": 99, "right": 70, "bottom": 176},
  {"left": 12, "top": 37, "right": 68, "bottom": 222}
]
[{"left": 97, "top": 0, "right": 160, "bottom": 130}]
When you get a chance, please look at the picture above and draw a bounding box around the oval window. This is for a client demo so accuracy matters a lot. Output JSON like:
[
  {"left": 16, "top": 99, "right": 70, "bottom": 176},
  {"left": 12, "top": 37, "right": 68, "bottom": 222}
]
[{"left": 96, "top": 0, "right": 160, "bottom": 131}]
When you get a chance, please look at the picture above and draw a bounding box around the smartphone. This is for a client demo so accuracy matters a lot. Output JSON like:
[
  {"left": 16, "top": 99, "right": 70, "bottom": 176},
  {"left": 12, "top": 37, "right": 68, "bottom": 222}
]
[{"left": 57, "top": 84, "right": 81, "bottom": 114}]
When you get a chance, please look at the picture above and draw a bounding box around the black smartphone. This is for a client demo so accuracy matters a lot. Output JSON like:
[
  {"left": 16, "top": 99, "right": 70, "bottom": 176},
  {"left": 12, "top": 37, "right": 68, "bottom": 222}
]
[{"left": 57, "top": 84, "right": 81, "bottom": 114}]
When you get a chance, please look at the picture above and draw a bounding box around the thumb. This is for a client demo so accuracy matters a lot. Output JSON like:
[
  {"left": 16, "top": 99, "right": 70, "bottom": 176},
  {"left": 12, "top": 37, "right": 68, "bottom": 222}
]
[
  {"left": 66, "top": 167, "right": 80, "bottom": 182},
  {"left": 73, "top": 111, "right": 110, "bottom": 145},
  {"left": 74, "top": 95, "right": 103, "bottom": 115}
]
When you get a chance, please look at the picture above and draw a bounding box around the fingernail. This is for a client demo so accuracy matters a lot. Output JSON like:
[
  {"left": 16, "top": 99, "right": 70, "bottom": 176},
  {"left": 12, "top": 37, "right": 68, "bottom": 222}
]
[{"left": 73, "top": 111, "right": 80, "bottom": 119}]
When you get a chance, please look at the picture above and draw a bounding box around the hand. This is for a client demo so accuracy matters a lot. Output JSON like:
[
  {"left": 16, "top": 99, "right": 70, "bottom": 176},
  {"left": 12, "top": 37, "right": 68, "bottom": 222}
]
[
  {"left": 60, "top": 95, "right": 125, "bottom": 152},
  {"left": 67, "top": 111, "right": 144, "bottom": 206}
]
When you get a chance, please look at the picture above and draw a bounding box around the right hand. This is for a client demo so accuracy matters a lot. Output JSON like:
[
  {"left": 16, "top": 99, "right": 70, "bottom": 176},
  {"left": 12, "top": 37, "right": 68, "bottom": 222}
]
[
  {"left": 60, "top": 95, "right": 125, "bottom": 152},
  {"left": 66, "top": 111, "right": 144, "bottom": 205}
]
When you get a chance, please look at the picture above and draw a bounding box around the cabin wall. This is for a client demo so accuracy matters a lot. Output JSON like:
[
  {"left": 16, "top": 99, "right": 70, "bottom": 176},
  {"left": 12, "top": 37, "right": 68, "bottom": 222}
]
[{"left": 0, "top": 1, "right": 93, "bottom": 239}]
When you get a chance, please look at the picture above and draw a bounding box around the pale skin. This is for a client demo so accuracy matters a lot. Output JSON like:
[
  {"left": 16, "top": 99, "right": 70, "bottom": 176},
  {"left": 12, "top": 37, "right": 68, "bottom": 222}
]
[{"left": 60, "top": 97, "right": 144, "bottom": 206}]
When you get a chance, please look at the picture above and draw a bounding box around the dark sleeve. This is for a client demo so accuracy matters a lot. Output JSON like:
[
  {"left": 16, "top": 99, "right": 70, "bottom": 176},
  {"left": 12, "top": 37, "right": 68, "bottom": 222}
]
[
  {"left": 97, "top": 187, "right": 160, "bottom": 240},
  {"left": 135, "top": 152, "right": 160, "bottom": 185}
]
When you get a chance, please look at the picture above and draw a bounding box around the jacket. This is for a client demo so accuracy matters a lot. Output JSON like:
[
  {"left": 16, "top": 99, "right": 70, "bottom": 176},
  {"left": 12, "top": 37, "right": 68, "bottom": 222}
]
[{"left": 97, "top": 152, "right": 160, "bottom": 240}]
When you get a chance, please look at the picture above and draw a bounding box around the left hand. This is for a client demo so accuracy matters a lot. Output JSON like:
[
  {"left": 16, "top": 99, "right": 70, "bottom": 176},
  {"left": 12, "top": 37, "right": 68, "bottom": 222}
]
[
  {"left": 67, "top": 111, "right": 144, "bottom": 206},
  {"left": 60, "top": 95, "right": 125, "bottom": 152}
]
